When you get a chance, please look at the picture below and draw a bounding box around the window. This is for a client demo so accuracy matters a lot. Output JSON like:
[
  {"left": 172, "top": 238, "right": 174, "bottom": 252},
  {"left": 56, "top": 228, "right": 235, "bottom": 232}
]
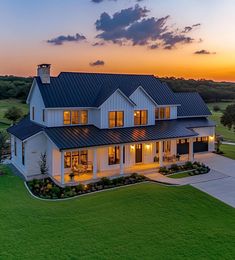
[
  {"left": 80, "top": 110, "right": 88, "bottom": 124},
  {"left": 22, "top": 142, "right": 25, "bottom": 165},
  {"left": 108, "top": 146, "right": 125, "bottom": 165},
  {"left": 109, "top": 111, "right": 124, "bottom": 128},
  {"left": 71, "top": 111, "right": 79, "bottom": 124},
  {"left": 32, "top": 106, "right": 35, "bottom": 120},
  {"left": 64, "top": 150, "right": 88, "bottom": 169},
  {"left": 14, "top": 138, "right": 17, "bottom": 156},
  {"left": 163, "top": 141, "right": 171, "bottom": 153},
  {"left": 63, "top": 110, "right": 88, "bottom": 125},
  {"left": 134, "top": 110, "right": 148, "bottom": 125},
  {"left": 155, "top": 107, "right": 171, "bottom": 120},
  {"left": 63, "top": 111, "right": 71, "bottom": 125},
  {"left": 42, "top": 109, "right": 45, "bottom": 122},
  {"left": 64, "top": 152, "right": 71, "bottom": 168}
]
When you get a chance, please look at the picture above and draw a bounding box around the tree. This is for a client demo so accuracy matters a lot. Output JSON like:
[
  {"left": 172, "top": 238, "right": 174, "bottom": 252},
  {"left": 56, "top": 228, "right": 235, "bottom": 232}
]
[
  {"left": 0, "top": 131, "right": 8, "bottom": 163},
  {"left": 4, "top": 106, "right": 23, "bottom": 124},
  {"left": 213, "top": 105, "right": 220, "bottom": 112},
  {"left": 38, "top": 152, "right": 48, "bottom": 180},
  {"left": 221, "top": 104, "right": 235, "bottom": 131}
]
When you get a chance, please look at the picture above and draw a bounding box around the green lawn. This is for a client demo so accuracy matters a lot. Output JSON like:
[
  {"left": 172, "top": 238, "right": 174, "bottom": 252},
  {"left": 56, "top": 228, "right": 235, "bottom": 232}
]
[
  {"left": 221, "top": 144, "right": 235, "bottom": 160},
  {"left": 0, "top": 99, "right": 28, "bottom": 130},
  {"left": 168, "top": 171, "right": 192, "bottom": 179},
  {"left": 1, "top": 166, "right": 235, "bottom": 259},
  {"left": 207, "top": 102, "right": 235, "bottom": 142}
]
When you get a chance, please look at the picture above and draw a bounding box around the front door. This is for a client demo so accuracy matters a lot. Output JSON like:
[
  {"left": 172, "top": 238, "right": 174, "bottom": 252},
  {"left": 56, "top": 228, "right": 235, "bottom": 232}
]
[{"left": 135, "top": 144, "right": 142, "bottom": 163}]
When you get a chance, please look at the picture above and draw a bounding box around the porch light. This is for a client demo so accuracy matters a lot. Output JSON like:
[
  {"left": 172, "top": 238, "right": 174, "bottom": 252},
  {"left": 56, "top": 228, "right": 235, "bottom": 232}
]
[
  {"left": 130, "top": 145, "right": 135, "bottom": 150},
  {"left": 209, "top": 135, "right": 214, "bottom": 141},
  {"left": 145, "top": 144, "right": 150, "bottom": 150}
]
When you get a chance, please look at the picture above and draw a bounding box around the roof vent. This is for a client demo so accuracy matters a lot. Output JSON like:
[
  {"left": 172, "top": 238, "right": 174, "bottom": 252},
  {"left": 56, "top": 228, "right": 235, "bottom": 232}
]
[{"left": 37, "top": 64, "right": 51, "bottom": 84}]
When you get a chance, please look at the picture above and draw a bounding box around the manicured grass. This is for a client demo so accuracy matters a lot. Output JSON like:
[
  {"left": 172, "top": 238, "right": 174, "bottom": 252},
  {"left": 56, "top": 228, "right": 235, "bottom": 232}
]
[
  {"left": 220, "top": 144, "right": 235, "bottom": 160},
  {"left": 208, "top": 102, "right": 235, "bottom": 142},
  {"left": 0, "top": 166, "right": 235, "bottom": 259},
  {"left": 168, "top": 171, "right": 192, "bottom": 179},
  {"left": 0, "top": 99, "right": 28, "bottom": 130}
]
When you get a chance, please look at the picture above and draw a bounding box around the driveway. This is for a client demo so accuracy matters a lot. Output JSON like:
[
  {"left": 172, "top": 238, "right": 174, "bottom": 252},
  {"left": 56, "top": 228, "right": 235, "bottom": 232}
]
[{"left": 192, "top": 153, "right": 235, "bottom": 208}]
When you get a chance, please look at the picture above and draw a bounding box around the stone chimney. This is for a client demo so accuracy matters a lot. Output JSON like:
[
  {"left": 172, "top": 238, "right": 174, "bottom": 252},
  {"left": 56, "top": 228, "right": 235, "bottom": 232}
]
[{"left": 37, "top": 64, "right": 51, "bottom": 84}]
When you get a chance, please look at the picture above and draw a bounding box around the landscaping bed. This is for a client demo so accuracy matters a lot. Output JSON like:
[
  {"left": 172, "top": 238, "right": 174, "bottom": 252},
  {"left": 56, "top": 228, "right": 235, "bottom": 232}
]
[
  {"left": 27, "top": 173, "right": 148, "bottom": 199},
  {"left": 159, "top": 161, "right": 210, "bottom": 177}
]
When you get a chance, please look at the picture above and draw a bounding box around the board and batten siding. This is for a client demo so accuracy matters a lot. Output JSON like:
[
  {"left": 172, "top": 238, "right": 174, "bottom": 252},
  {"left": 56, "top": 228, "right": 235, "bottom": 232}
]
[
  {"left": 100, "top": 91, "right": 134, "bottom": 128},
  {"left": 129, "top": 87, "right": 156, "bottom": 125},
  {"left": 30, "top": 83, "right": 45, "bottom": 125},
  {"left": 11, "top": 135, "right": 26, "bottom": 175}
]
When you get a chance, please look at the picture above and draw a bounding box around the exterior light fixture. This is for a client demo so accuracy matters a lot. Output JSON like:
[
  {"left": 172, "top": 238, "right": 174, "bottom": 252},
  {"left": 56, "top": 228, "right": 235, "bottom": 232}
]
[
  {"left": 130, "top": 145, "right": 135, "bottom": 150},
  {"left": 145, "top": 144, "right": 150, "bottom": 150}
]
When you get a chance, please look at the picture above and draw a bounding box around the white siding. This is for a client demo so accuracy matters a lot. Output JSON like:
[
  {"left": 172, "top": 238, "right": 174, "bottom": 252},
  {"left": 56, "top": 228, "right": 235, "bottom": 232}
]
[
  {"left": 193, "top": 126, "right": 215, "bottom": 151},
  {"left": 100, "top": 90, "right": 134, "bottom": 128},
  {"left": 170, "top": 106, "right": 178, "bottom": 119},
  {"left": 129, "top": 88, "right": 156, "bottom": 125},
  {"left": 11, "top": 135, "right": 26, "bottom": 175},
  {"left": 29, "top": 83, "right": 45, "bottom": 125}
]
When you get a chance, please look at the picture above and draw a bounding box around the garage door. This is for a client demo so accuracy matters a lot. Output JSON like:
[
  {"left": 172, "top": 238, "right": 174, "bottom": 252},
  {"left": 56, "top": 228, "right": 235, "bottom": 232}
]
[
  {"left": 193, "top": 137, "right": 208, "bottom": 153},
  {"left": 177, "top": 139, "right": 189, "bottom": 155}
]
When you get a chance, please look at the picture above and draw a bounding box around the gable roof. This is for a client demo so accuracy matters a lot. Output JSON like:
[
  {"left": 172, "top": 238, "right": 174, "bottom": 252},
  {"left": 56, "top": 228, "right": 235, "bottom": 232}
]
[
  {"left": 35, "top": 72, "right": 177, "bottom": 108},
  {"left": 175, "top": 92, "right": 211, "bottom": 117}
]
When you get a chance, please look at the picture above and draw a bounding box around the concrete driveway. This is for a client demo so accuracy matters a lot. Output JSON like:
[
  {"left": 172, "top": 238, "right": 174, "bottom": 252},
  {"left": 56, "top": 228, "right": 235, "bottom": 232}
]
[{"left": 192, "top": 153, "right": 235, "bottom": 208}]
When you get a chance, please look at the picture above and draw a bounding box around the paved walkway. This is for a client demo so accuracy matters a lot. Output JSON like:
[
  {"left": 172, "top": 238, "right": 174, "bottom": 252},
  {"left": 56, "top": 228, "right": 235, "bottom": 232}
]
[{"left": 146, "top": 153, "right": 235, "bottom": 208}]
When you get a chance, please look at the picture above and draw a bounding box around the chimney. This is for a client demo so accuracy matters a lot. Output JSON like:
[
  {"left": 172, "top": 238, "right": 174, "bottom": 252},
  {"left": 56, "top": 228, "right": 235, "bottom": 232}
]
[{"left": 37, "top": 64, "right": 51, "bottom": 84}]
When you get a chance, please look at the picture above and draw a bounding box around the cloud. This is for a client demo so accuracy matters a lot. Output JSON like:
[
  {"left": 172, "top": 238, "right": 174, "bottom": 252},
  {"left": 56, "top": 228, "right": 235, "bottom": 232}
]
[
  {"left": 91, "top": 0, "right": 142, "bottom": 2},
  {"left": 89, "top": 60, "right": 105, "bottom": 66},
  {"left": 95, "top": 5, "right": 198, "bottom": 49},
  {"left": 92, "top": 42, "right": 105, "bottom": 46},
  {"left": 194, "top": 49, "right": 216, "bottom": 55},
  {"left": 182, "top": 23, "right": 201, "bottom": 33},
  {"left": 47, "top": 33, "right": 86, "bottom": 45}
]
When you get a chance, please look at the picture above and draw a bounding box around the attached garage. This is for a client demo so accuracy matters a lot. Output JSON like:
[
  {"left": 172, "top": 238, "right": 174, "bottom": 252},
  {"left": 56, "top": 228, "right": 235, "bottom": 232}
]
[
  {"left": 177, "top": 139, "right": 189, "bottom": 155},
  {"left": 193, "top": 137, "right": 209, "bottom": 153}
]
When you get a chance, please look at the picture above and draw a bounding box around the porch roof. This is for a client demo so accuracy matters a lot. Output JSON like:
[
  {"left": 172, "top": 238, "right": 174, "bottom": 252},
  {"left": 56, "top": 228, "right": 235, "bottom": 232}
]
[{"left": 44, "top": 118, "right": 214, "bottom": 150}]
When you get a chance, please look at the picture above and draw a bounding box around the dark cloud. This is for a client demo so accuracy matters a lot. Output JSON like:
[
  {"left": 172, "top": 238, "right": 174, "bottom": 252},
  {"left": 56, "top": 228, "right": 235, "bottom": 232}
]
[
  {"left": 90, "top": 60, "right": 105, "bottom": 66},
  {"left": 92, "top": 42, "right": 105, "bottom": 46},
  {"left": 182, "top": 23, "right": 201, "bottom": 33},
  {"left": 47, "top": 33, "right": 86, "bottom": 45},
  {"left": 91, "top": 0, "right": 142, "bottom": 2},
  {"left": 95, "top": 5, "right": 198, "bottom": 49},
  {"left": 194, "top": 49, "right": 216, "bottom": 55}
]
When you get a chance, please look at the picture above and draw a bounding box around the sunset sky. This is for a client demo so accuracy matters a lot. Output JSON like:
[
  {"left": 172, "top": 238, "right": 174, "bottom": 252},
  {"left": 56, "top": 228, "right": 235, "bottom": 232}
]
[{"left": 1, "top": 0, "right": 235, "bottom": 81}]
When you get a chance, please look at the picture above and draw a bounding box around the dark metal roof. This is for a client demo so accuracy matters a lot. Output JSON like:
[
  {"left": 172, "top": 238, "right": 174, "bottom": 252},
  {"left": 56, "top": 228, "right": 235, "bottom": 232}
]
[
  {"left": 8, "top": 117, "right": 215, "bottom": 149},
  {"left": 7, "top": 116, "right": 44, "bottom": 141},
  {"left": 175, "top": 92, "right": 211, "bottom": 117},
  {"left": 45, "top": 118, "right": 215, "bottom": 150},
  {"left": 36, "top": 72, "right": 177, "bottom": 108}
]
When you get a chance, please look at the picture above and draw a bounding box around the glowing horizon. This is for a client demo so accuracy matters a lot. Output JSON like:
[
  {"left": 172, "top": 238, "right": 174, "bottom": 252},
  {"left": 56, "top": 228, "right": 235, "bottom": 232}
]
[{"left": 1, "top": 0, "right": 235, "bottom": 82}]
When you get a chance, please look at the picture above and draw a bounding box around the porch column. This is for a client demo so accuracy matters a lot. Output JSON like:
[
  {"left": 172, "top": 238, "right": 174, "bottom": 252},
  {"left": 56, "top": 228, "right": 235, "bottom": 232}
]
[
  {"left": 120, "top": 144, "right": 124, "bottom": 175},
  {"left": 61, "top": 150, "right": 65, "bottom": 185},
  {"left": 189, "top": 138, "right": 194, "bottom": 162},
  {"left": 159, "top": 141, "right": 163, "bottom": 167},
  {"left": 93, "top": 148, "right": 97, "bottom": 179}
]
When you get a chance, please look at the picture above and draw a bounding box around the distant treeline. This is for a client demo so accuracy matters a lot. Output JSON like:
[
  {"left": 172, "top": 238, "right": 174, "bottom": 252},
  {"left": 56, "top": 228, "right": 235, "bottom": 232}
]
[
  {"left": 0, "top": 75, "right": 235, "bottom": 103},
  {"left": 0, "top": 76, "right": 32, "bottom": 100},
  {"left": 160, "top": 77, "right": 235, "bottom": 103}
]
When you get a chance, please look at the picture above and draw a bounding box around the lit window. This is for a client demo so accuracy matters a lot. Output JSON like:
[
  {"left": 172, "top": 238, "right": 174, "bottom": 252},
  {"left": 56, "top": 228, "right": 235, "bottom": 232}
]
[
  {"left": 80, "top": 110, "right": 88, "bottom": 125},
  {"left": 165, "top": 107, "right": 170, "bottom": 119},
  {"left": 72, "top": 151, "right": 79, "bottom": 167},
  {"left": 155, "top": 107, "right": 171, "bottom": 120},
  {"left": 71, "top": 111, "right": 79, "bottom": 124},
  {"left": 64, "top": 152, "right": 71, "bottom": 168},
  {"left": 163, "top": 141, "right": 171, "bottom": 153},
  {"left": 109, "top": 111, "right": 124, "bottom": 128},
  {"left": 134, "top": 110, "right": 148, "bottom": 125},
  {"left": 156, "top": 142, "right": 159, "bottom": 154},
  {"left": 159, "top": 108, "right": 165, "bottom": 119},
  {"left": 63, "top": 111, "right": 71, "bottom": 125}
]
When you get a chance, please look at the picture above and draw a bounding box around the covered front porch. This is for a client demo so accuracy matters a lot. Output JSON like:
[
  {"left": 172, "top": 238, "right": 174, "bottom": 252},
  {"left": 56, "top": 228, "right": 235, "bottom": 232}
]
[{"left": 52, "top": 138, "right": 195, "bottom": 186}]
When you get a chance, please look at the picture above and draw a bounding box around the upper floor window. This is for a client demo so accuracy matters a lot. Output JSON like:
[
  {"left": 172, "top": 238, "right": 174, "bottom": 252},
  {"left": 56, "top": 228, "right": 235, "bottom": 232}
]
[
  {"left": 109, "top": 111, "right": 124, "bottom": 128},
  {"left": 155, "top": 107, "right": 171, "bottom": 120},
  {"left": 22, "top": 142, "right": 25, "bottom": 165},
  {"left": 32, "top": 106, "right": 35, "bottom": 120},
  {"left": 134, "top": 110, "right": 148, "bottom": 126},
  {"left": 63, "top": 110, "right": 88, "bottom": 125},
  {"left": 42, "top": 109, "right": 45, "bottom": 122}
]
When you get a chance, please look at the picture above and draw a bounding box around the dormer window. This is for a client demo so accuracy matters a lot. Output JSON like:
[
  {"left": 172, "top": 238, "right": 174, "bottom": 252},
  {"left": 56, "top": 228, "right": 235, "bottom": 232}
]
[
  {"left": 134, "top": 110, "right": 148, "bottom": 125},
  {"left": 155, "top": 107, "right": 171, "bottom": 120},
  {"left": 109, "top": 111, "right": 124, "bottom": 128},
  {"left": 63, "top": 110, "right": 88, "bottom": 125}
]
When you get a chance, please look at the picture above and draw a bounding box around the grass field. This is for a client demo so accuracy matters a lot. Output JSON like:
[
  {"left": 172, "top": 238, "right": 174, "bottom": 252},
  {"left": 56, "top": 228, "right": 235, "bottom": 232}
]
[
  {"left": 207, "top": 102, "right": 235, "bottom": 142},
  {"left": 0, "top": 166, "right": 235, "bottom": 259},
  {"left": 0, "top": 99, "right": 28, "bottom": 130},
  {"left": 221, "top": 144, "right": 235, "bottom": 160}
]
